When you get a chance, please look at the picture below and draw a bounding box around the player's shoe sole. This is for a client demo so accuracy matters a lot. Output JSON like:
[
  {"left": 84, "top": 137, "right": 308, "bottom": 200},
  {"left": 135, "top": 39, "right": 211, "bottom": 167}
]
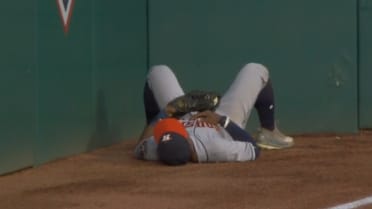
[
  {"left": 255, "top": 128, "right": 294, "bottom": 149},
  {"left": 256, "top": 141, "right": 293, "bottom": 150}
]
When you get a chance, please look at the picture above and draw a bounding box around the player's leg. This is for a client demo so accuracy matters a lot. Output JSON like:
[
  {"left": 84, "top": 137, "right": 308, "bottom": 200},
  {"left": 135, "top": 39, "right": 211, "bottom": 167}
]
[
  {"left": 216, "top": 63, "right": 269, "bottom": 128},
  {"left": 253, "top": 78, "right": 294, "bottom": 148},
  {"left": 216, "top": 63, "right": 293, "bottom": 149},
  {"left": 144, "top": 65, "right": 185, "bottom": 123},
  {"left": 254, "top": 79, "right": 275, "bottom": 130},
  {"left": 143, "top": 82, "right": 161, "bottom": 124}
]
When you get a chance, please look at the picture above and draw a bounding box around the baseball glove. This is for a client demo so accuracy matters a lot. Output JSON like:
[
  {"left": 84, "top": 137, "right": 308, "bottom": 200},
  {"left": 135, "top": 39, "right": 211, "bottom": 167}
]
[{"left": 167, "top": 90, "right": 221, "bottom": 118}]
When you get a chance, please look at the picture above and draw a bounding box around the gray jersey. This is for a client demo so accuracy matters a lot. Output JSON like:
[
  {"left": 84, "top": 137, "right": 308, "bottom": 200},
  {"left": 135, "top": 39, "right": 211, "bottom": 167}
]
[
  {"left": 182, "top": 118, "right": 256, "bottom": 162},
  {"left": 134, "top": 118, "right": 256, "bottom": 163},
  {"left": 135, "top": 63, "right": 269, "bottom": 163}
]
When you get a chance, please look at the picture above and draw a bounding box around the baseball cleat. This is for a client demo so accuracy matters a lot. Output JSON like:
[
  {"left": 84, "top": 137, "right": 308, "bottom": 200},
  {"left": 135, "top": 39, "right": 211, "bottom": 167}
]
[{"left": 255, "top": 128, "right": 294, "bottom": 149}]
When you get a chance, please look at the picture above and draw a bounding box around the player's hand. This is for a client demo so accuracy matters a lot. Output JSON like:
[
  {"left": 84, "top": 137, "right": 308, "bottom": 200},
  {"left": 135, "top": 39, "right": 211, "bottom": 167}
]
[
  {"left": 191, "top": 110, "right": 222, "bottom": 125},
  {"left": 165, "top": 104, "right": 177, "bottom": 117}
]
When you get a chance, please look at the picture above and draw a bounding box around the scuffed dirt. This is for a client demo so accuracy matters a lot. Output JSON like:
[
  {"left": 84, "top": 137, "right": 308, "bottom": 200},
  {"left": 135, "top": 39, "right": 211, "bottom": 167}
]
[{"left": 1, "top": 131, "right": 372, "bottom": 209}]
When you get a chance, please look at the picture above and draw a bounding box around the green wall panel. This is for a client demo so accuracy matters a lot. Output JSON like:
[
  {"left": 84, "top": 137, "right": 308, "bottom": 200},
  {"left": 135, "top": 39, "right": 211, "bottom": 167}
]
[
  {"left": 2, "top": 0, "right": 366, "bottom": 175},
  {"left": 34, "top": 0, "right": 147, "bottom": 165},
  {"left": 359, "top": 0, "right": 372, "bottom": 128},
  {"left": 0, "top": 0, "right": 36, "bottom": 174},
  {"left": 35, "top": 0, "right": 94, "bottom": 164},
  {"left": 93, "top": 0, "right": 147, "bottom": 145},
  {"left": 149, "top": 0, "right": 358, "bottom": 134}
]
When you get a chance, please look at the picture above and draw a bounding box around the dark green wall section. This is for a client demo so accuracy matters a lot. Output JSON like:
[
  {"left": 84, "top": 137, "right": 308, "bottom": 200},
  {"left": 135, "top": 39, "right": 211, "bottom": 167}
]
[
  {"left": 0, "top": 1, "right": 36, "bottom": 174},
  {"left": 149, "top": 0, "right": 358, "bottom": 134},
  {"left": 94, "top": 0, "right": 147, "bottom": 148},
  {"left": 34, "top": 0, "right": 147, "bottom": 165},
  {"left": 36, "top": 0, "right": 94, "bottom": 164},
  {"left": 0, "top": 0, "right": 146, "bottom": 173},
  {"left": 359, "top": 0, "right": 372, "bottom": 128},
  {"left": 2, "top": 0, "right": 372, "bottom": 175}
]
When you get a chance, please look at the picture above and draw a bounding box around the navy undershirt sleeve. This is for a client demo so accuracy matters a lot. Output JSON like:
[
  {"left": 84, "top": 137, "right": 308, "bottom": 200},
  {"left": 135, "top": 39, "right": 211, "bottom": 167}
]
[
  {"left": 221, "top": 117, "right": 260, "bottom": 158},
  {"left": 149, "top": 110, "right": 168, "bottom": 125}
]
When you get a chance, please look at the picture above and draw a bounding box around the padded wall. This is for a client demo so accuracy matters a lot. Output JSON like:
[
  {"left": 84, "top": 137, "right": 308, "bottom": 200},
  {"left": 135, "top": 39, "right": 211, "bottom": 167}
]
[
  {"left": 34, "top": 0, "right": 147, "bottom": 165},
  {"left": 93, "top": 0, "right": 147, "bottom": 148},
  {"left": 35, "top": 0, "right": 94, "bottom": 164},
  {"left": 0, "top": 0, "right": 36, "bottom": 174},
  {"left": 359, "top": 0, "right": 372, "bottom": 128},
  {"left": 149, "top": 0, "right": 358, "bottom": 134},
  {"left": 0, "top": 0, "right": 147, "bottom": 174}
]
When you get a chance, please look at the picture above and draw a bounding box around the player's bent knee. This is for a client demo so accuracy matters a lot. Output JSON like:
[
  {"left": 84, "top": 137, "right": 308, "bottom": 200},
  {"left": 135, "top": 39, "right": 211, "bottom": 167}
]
[
  {"left": 241, "top": 63, "right": 270, "bottom": 83},
  {"left": 148, "top": 65, "right": 173, "bottom": 76},
  {"left": 242, "top": 63, "right": 269, "bottom": 75},
  {"left": 147, "top": 65, "right": 176, "bottom": 83}
]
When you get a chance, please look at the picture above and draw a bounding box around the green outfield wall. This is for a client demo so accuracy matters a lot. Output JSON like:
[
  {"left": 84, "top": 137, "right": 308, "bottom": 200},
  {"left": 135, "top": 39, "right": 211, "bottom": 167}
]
[
  {"left": 149, "top": 0, "right": 358, "bottom": 134},
  {"left": 0, "top": 0, "right": 36, "bottom": 175},
  {"left": 359, "top": 0, "right": 372, "bottom": 128},
  {"left": 35, "top": 0, "right": 147, "bottom": 165},
  {"left": 0, "top": 0, "right": 371, "bottom": 175},
  {"left": 0, "top": 0, "right": 147, "bottom": 174}
]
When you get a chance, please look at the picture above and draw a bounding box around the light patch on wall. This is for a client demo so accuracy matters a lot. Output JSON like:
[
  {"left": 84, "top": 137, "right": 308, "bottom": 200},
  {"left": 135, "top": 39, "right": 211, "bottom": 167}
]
[{"left": 56, "top": 0, "right": 75, "bottom": 34}]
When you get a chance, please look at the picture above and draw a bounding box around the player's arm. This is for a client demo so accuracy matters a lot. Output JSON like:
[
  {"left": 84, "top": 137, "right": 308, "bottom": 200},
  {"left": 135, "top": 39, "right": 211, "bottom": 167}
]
[
  {"left": 137, "top": 104, "right": 176, "bottom": 143},
  {"left": 191, "top": 110, "right": 260, "bottom": 157},
  {"left": 138, "top": 124, "right": 154, "bottom": 142},
  {"left": 191, "top": 110, "right": 254, "bottom": 142},
  {"left": 135, "top": 107, "right": 172, "bottom": 160},
  {"left": 135, "top": 104, "right": 180, "bottom": 161}
]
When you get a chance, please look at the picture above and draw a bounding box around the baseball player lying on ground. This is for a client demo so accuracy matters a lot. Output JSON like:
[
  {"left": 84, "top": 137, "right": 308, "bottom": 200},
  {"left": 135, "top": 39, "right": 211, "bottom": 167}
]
[{"left": 134, "top": 63, "right": 294, "bottom": 165}]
